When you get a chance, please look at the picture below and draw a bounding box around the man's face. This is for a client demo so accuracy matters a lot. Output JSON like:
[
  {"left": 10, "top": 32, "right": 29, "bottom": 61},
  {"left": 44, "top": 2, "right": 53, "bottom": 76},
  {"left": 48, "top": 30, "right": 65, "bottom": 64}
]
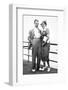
[{"left": 34, "top": 20, "right": 39, "bottom": 28}]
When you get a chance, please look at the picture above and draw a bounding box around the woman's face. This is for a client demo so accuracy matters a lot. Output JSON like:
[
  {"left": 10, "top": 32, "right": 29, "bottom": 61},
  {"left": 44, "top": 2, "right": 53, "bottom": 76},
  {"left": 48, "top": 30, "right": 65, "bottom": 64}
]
[{"left": 41, "top": 23, "right": 45, "bottom": 29}]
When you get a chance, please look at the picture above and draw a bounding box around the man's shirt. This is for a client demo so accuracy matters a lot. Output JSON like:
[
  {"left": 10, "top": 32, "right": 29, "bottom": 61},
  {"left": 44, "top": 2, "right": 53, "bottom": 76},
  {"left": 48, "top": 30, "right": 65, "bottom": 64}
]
[
  {"left": 28, "top": 27, "right": 41, "bottom": 43},
  {"left": 33, "top": 27, "right": 41, "bottom": 38}
]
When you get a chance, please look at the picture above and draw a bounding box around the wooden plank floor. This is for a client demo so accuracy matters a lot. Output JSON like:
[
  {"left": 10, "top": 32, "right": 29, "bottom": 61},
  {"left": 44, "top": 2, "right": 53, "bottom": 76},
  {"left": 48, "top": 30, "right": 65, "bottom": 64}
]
[{"left": 23, "top": 60, "right": 58, "bottom": 75}]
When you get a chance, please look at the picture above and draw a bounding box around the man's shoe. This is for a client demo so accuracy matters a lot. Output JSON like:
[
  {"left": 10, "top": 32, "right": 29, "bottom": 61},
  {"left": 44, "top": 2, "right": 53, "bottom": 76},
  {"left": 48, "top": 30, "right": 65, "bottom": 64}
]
[{"left": 36, "top": 68, "right": 40, "bottom": 71}]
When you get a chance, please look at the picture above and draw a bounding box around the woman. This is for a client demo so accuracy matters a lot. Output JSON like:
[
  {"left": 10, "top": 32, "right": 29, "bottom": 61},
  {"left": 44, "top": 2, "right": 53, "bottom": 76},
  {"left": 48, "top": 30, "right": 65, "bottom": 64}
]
[{"left": 40, "top": 21, "right": 50, "bottom": 72}]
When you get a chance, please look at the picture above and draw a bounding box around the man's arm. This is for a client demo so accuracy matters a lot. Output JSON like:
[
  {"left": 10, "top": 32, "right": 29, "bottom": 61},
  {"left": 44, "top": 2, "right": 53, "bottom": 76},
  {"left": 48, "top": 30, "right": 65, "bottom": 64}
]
[
  {"left": 28, "top": 29, "right": 34, "bottom": 42},
  {"left": 28, "top": 29, "right": 34, "bottom": 49}
]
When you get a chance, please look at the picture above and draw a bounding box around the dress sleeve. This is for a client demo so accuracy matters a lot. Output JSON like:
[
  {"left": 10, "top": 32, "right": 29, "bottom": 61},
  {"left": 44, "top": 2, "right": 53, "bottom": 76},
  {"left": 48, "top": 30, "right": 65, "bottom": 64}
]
[
  {"left": 46, "top": 28, "right": 50, "bottom": 35},
  {"left": 46, "top": 28, "right": 50, "bottom": 38},
  {"left": 45, "top": 28, "right": 50, "bottom": 42}
]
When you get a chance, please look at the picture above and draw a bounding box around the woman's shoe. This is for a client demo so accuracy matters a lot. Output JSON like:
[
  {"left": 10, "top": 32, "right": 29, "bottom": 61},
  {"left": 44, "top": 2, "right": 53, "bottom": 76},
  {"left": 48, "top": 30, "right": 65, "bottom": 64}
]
[
  {"left": 47, "top": 67, "right": 50, "bottom": 72},
  {"left": 32, "top": 69, "right": 36, "bottom": 72}
]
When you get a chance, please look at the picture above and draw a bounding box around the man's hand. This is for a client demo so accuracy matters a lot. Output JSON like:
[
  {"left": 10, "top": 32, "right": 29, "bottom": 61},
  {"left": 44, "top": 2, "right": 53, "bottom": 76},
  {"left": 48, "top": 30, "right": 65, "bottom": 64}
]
[{"left": 28, "top": 43, "right": 32, "bottom": 49}]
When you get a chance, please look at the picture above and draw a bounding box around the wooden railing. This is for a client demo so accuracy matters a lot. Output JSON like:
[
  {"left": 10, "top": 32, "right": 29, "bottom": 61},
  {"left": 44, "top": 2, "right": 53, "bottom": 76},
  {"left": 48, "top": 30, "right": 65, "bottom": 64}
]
[{"left": 23, "top": 41, "right": 58, "bottom": 63}]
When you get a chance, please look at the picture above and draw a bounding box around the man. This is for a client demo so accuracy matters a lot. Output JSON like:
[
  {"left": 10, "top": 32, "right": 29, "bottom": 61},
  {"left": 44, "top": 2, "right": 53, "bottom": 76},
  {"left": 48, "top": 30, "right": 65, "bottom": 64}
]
[
  {"left": 28, "top": 19, "right": 42, "bottom": 72},
  {"left": 40, "top": 21, "right": 50, "bottom": 72}
]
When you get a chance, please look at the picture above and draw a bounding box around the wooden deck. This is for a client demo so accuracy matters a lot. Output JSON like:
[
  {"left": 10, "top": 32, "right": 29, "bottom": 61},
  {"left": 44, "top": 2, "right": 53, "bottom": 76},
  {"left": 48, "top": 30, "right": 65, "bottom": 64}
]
[{"left": 23, "top": 60, "right": 58, "bottom": 75}]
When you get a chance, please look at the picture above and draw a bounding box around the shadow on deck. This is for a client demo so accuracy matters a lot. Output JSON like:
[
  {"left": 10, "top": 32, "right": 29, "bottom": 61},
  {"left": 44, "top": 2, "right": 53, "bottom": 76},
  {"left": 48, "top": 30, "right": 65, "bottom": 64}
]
[{"left": 23, "top": 60, "right": 58, "bottom": 75}]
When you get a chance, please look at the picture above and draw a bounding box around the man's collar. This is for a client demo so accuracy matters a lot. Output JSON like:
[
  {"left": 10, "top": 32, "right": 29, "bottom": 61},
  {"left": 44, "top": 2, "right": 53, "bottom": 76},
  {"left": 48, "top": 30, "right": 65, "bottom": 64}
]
[{"left": 34, "top": 27, "right": 39, "bottom": 29}]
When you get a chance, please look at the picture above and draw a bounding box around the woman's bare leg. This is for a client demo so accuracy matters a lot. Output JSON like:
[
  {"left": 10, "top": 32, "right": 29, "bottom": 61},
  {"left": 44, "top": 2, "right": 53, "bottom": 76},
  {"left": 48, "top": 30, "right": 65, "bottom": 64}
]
[{"left": 47, "top": 58, "right": 50, "bottom": 72}]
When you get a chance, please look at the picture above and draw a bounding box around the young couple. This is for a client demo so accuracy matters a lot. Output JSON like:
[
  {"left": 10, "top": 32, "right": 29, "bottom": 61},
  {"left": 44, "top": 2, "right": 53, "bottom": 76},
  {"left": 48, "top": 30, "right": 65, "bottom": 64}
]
[{"left": 28, "top": 19, "right": 50, "bottom": 72}]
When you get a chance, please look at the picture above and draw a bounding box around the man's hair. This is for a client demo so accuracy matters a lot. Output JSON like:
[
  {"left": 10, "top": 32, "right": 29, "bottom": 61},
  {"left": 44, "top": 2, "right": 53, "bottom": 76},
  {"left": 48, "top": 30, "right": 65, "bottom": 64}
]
[{"left": 34, "top": 19, "right": 39, "bottom": 23}]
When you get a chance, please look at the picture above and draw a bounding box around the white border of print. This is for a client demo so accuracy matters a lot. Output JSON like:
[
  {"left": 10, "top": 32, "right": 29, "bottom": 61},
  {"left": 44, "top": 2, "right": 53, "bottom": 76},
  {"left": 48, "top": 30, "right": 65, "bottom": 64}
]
[{"left": 9, "top": 4, "right": 65, "bottom": 86}]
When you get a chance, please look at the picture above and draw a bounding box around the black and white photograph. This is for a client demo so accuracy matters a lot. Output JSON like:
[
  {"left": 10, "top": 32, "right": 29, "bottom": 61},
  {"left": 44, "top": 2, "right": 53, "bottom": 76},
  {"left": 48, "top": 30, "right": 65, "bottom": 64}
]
[
  {"left": 23, "top": 15, "right": 58, "bottom": 75},
  {"left": 9, "top": 5, "right": 65, "bottom": 85},
  {"left": 1, "top": 0, "right": 68, "bottom": 88}
]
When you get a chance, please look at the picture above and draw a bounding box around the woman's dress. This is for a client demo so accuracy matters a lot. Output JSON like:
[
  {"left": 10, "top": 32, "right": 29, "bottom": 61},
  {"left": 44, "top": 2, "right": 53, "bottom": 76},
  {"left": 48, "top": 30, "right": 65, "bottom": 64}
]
[{"left": 41, "top": 28, "right": 50, "bottom": 61}]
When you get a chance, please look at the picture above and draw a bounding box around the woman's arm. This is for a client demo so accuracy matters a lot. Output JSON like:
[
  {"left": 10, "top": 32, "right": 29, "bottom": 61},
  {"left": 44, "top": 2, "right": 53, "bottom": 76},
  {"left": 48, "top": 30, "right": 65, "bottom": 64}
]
[
  {"left": 46, "top": 28, "right": 50, "bottom": 43},
  {"left": 42, "top": 28, "right": 50, "bottom": 46}
]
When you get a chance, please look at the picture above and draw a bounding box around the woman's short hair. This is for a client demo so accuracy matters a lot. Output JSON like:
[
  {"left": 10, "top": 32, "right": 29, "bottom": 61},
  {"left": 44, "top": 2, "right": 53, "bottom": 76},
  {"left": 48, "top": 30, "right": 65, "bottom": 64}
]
[{"left": 43, "top": 21, "right": 47, "bottom": 26}]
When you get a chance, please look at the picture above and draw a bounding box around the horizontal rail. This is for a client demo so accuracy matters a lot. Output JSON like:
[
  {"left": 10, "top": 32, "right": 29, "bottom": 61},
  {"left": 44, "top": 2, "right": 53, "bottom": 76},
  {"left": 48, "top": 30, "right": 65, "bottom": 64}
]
[
  {"left": 23, "top": 46, "right": 58, "bottom": 54},
  {"left": 24, "top": 54, "right": 58, "bottom": 63},
  {"left": 49, "top": 51, "right": 58, "bottom": 54},
  {"left": 23, "top": 41, "right": 58, "bottom": 63},
  {"left": 23, "top": 60, "right": 58, "bottom": 63},
  {"left": 23, "top": 41, "right": 58, "bottom": 46},
  {"left": 50, "top": 43, "right": 58, "bottom": 46},
  {"left": 23, "top": 54, "right": 58, "bottom": 63},
  {"left": 50, "top": 60, "right": 58, "bottom": 63}
]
